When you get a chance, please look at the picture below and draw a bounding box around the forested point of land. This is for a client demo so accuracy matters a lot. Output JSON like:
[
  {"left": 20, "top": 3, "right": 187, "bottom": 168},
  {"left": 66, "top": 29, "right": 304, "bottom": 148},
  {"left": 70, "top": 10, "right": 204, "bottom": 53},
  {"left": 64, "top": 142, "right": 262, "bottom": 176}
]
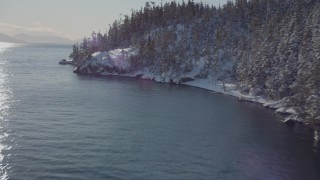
[{"left": 70, "top": 0, "right": 320, "bottom": 127}]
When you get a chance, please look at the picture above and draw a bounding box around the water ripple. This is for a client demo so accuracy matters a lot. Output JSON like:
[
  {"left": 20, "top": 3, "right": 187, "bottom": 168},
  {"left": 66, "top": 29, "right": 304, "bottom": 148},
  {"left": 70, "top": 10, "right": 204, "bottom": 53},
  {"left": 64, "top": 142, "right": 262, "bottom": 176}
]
[
  {"left": 0, "top": 44, "right": 319, "bottom": 179},
  {"left": 0, "top": 42, "right": 14, "bottom": 180}
]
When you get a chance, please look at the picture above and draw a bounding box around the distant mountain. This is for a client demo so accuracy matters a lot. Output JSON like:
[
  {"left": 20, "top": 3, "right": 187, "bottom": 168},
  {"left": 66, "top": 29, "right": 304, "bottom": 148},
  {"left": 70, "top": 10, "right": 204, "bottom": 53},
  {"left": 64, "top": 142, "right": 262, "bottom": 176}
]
[
  {"left": 0, "top": 33, "right": 25, "bottom": 43},
  {"left": 0, "top": 33, "right": 74, "bottom": 44},
  {"left": 14, "top": 33, "right": 73, "bottom": 44}
]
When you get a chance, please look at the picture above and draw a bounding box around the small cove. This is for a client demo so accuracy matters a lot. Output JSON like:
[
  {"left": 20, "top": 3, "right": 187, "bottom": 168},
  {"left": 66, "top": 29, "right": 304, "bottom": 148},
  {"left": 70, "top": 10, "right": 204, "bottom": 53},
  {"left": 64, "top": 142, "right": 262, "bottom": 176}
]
[{"left": 0, "top": 43, "right": 319, "bottom": 180}]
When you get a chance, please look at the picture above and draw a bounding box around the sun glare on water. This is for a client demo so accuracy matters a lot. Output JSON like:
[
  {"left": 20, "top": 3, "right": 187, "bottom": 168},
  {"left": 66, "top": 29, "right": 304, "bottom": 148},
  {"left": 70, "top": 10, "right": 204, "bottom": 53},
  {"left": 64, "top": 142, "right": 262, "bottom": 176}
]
[
  {"left": 0, "top": 42, "right": 18, "bottom": 54},
  {"left": 0, "top": 42, "right": 20, "bottom": 54},
  {"left": 0, "top": 41, "right": 13, "bottom": 180}
]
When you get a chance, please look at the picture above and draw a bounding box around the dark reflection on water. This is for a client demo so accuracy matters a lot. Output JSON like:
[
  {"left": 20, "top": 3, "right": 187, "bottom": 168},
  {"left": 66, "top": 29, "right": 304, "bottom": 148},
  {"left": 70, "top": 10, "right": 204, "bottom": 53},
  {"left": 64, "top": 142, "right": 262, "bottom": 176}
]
[{"left": 0, "top": 43, "right": 319, "bottom": 180}]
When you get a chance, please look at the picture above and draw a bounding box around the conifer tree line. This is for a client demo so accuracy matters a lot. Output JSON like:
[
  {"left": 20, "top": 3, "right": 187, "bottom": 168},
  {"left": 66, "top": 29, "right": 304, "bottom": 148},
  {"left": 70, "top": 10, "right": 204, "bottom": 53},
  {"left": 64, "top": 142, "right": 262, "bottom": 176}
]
[{"left": 70, "top": 0, "right": 320, "bottom": 126}]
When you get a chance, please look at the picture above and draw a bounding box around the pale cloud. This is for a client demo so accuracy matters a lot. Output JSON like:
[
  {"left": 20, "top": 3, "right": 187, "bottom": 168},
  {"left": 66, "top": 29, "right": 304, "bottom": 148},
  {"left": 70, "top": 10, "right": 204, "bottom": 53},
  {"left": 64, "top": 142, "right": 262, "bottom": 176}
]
[
  {"left": 32, "top": 21, "right": 42, "bottom": 26},
  {"left": 0, "top": 22, "right": 73, "bottom": 39}
]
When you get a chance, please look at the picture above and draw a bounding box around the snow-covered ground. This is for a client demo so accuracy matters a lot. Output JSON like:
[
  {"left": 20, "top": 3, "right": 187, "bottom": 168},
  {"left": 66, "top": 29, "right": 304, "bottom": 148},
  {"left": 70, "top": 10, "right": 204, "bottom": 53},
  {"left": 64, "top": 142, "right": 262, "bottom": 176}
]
[
  {"left": 182, "top": 78, "right": 302, "bottom": 123},
  {"left": 75, "top": 48, "right": 303, "bottom": 124}
]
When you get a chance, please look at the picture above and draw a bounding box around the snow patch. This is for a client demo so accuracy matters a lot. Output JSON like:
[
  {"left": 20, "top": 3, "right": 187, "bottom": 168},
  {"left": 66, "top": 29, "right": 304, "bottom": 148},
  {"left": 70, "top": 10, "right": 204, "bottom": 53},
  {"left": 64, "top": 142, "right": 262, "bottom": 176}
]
[{"left": 275, "top": 107, "right": 297, "bottom": 115}]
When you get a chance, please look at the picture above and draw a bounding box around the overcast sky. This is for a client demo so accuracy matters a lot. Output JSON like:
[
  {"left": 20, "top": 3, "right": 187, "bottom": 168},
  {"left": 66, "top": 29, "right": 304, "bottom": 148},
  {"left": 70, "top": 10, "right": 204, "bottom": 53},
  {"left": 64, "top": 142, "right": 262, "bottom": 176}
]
[{"left": 0, "top": 0, "right": 230, "bottom": 40}]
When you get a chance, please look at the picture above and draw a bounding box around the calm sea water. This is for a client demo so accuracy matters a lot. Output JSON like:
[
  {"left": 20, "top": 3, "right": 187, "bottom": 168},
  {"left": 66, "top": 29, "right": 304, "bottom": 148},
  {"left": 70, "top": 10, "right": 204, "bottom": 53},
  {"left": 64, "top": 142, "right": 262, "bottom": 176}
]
[{"left": 0, "top": 42, "right": 319, "bottom": 180}]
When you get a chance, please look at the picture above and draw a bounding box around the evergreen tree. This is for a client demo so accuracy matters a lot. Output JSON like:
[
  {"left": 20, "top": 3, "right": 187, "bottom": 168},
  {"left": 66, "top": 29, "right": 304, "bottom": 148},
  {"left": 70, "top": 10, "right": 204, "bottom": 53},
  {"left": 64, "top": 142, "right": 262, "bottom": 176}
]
[{"left": 69, "top": 0, "right": 320, "bottom": 126}]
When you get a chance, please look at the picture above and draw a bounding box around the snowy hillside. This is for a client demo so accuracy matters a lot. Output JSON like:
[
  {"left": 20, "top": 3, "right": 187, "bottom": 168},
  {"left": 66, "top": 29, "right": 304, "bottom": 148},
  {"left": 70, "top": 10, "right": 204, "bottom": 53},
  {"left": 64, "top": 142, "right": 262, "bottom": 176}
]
[
  {"left": 70, "top": 0, "right": 320, "bottom": 127},
  {"left": 74, "top": 47, "right": 215, "bottom": 84}
]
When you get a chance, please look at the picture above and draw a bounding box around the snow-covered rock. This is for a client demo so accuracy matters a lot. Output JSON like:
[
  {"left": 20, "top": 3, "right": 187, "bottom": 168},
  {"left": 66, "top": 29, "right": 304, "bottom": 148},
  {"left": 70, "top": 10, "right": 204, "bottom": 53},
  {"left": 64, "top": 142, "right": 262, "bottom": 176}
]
[
  {"left": 263, "top": 100, "right": 283, "bottom": 109},
  {"left": 282, "top": 114, "right": 304, "bottom": 126},
  {"left": 238, "top": 96, "right": 255, "bottom": 102},
  {"left": 75, "top": 48, "right": 136, "bottom": 74},
  {"left": 275, "top": 107, "right": 297, "bottom": 115},
  {"left": 59, "top": 59, "right": 73, "bottom": 65},
  {"left": 282, "top": 117, "right": 296, "bottom": 126}
]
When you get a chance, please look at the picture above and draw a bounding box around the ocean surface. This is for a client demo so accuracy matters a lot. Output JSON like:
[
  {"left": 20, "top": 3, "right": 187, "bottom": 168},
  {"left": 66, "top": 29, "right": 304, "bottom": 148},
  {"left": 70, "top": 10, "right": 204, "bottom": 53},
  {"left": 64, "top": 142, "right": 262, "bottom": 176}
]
[{"left": 0, "top": 42, "right": 319, "bottom": 180}]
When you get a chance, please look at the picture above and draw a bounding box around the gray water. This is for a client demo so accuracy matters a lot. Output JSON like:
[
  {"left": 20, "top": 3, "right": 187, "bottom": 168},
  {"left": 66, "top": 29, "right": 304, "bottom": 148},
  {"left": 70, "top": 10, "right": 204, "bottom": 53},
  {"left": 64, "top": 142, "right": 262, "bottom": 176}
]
[{"left": 0, "top": 42, "right": 319, "bottom": 180}]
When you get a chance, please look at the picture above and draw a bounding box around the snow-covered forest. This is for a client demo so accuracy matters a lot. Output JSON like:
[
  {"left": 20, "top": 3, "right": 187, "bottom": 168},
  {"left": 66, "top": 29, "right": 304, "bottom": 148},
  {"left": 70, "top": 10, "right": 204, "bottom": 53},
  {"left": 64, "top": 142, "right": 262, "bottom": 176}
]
[{"left": 69, "top": 0, "right": 320, "bottom": 126}]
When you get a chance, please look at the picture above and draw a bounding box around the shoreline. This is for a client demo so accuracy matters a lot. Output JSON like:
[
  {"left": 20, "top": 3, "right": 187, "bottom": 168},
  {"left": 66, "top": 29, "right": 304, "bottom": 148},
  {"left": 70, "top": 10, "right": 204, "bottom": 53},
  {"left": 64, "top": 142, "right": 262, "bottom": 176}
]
[
  {"left": 74, "top": 69, "right": 320, "bottom": 141},
  {"left": 70, "top": 48, "right": 305, "bottom": 126},
  {"left": 75, "top": 69, "right": 302, "bottom": 125}
]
